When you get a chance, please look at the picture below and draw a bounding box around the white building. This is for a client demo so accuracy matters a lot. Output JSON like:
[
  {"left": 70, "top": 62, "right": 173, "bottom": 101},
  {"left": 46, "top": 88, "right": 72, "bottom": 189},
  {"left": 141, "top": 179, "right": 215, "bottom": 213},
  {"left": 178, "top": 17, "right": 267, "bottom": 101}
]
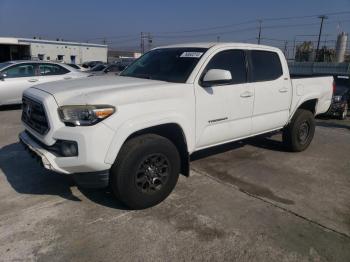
[{"left": 0, "top": 37, "right": 107, "bottom": 64}]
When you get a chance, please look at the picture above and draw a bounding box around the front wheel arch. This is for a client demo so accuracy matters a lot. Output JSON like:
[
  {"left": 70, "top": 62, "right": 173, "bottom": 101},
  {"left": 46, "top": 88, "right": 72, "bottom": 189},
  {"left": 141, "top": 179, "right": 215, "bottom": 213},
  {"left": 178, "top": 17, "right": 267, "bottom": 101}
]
[{"left": 119, "top": 123, "right": 189, "bottom": 177}]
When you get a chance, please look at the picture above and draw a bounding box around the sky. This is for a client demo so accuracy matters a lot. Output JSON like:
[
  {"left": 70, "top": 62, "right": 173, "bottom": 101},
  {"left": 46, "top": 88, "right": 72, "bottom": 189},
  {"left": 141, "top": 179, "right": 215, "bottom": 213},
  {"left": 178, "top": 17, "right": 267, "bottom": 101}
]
[{"left": 1, "top": 0, "right": 350, "bottom": 56}]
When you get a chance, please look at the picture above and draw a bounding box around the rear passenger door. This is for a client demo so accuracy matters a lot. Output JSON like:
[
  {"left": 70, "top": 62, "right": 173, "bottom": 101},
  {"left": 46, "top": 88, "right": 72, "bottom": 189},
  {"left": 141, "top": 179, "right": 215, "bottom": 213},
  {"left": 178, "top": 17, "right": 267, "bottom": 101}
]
[
  {"left": 248, "top": 50, "right": 291, "bottom": 133},
  {"left": 195, "top": 49, "right": 254, "bottom": 148}
]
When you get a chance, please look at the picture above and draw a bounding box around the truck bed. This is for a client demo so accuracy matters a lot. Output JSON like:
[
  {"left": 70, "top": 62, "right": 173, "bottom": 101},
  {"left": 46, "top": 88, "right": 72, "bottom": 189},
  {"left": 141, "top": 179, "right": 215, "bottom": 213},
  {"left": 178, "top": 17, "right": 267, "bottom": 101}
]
[{"left": 290, "top": 76, "right": 333, "bottom": 116}]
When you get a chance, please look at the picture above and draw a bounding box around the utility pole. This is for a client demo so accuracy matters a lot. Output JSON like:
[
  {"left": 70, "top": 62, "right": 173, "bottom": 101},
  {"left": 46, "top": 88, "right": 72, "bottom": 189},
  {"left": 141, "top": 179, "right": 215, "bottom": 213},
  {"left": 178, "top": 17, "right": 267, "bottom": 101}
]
[
  {"left": 102, "top": 37, "right": 107, "bottom": 45},
  {"left": 315, "top": 15, "right": 328, "bottom": 62},
  {"left": 140, "top": 32, "right": 145, "bottom": 54},
  {"left": 141, "top": 32, "right": 152, "bottom": 54},
  {"left": 217, "top": 36, "right": 220, "bottom": 42},
  {"left": 257, "top": 20, "right": 262, "bottom": 44},
  {"left": 284, "top": 41, "right": 288, "bottom": 59},
  {"left": 147, "top": 32, "right": 153, "bottom": 51}
]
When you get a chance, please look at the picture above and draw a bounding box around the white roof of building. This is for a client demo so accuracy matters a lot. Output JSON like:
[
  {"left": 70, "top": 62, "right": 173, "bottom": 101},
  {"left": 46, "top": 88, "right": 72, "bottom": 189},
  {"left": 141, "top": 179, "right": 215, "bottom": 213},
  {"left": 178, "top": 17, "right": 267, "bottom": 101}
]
[{"left": 0, "top": 37, "right": 107, "bottom": 48}]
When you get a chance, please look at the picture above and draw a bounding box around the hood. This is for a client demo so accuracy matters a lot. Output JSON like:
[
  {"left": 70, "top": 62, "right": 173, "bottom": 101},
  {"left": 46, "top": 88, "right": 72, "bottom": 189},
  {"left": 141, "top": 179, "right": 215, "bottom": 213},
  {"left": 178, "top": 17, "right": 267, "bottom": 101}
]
[{"left": 31, "top": 75, "right": 183, "bottom": 106}]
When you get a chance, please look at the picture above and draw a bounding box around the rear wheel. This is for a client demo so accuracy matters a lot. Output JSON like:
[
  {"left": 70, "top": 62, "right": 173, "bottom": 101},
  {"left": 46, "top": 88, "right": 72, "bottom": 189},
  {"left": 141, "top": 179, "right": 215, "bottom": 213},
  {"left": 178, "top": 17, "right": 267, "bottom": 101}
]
[
  {"left": 110, "top": 134, "right": 180, "bottom": 209},
  {"left": 283, "top": 109, "right": 315, "bottom": 152}
]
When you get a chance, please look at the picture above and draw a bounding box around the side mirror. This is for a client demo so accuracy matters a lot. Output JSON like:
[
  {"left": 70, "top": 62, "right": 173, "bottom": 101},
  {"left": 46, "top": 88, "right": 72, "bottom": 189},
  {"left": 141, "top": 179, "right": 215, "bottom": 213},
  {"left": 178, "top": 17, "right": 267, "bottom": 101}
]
[
  {"left": 0, "top": 73, "right": 7, "bottom": 81},
  {"left": 202, "top": 69, "right": 232, "bottom": 87}
]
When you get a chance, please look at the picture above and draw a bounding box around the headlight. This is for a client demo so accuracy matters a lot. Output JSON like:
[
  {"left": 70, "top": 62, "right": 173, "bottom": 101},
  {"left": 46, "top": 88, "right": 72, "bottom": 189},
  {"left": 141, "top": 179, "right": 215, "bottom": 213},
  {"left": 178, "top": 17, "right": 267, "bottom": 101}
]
[
  {"left": 333, "top": 96, "right": 342, "bottom": 102},
  {"left": 58, "top": 105, "right": 115, "bottom": 126}
]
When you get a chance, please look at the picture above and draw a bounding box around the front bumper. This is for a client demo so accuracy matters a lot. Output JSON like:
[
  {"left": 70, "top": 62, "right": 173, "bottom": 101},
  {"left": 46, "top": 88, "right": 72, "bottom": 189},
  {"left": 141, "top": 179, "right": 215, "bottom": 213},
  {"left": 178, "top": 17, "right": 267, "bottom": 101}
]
[
  {"left": 19, "top": 131, "right": 67, "bottom": 174},
  {"left": 19, "top": 88, "right": 117, "bottom": 188},
  {"left": 19, "top": 131, "right": 111, "bottom": 188}
]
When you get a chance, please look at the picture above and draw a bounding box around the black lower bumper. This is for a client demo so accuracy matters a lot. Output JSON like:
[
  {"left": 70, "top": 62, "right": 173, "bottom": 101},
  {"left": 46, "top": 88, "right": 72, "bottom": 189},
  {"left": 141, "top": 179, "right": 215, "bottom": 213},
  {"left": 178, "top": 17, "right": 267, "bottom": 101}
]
[{"left": 72, "top": 170, "right": 110, "bottom": 189}]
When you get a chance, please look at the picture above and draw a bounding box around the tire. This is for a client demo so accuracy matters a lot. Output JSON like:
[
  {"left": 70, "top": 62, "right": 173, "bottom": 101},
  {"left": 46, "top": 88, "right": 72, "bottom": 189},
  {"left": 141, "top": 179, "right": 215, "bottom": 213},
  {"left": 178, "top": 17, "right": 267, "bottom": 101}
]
[
  {"left": 282, "top": 109, "right": 315, "bottom": 152},
  {"left": 339, "top": 103, "right": 348, "bottom": 120},
  {"left": 110, "top": 134, "right": 180, "bottom": 209}
]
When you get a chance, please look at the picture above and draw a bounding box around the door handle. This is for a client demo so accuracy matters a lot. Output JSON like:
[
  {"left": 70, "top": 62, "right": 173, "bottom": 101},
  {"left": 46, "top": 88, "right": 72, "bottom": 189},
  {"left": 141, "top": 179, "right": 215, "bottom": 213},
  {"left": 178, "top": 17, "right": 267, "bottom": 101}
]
[
  {"left": 28, "top": 79, "right": 38, "bottom": 83},
  {"left": 279, "top": 87, "right": 288, "bottom": 93},
  {"left": 240, "top": 91, "right": 254, "bottom": 98}
]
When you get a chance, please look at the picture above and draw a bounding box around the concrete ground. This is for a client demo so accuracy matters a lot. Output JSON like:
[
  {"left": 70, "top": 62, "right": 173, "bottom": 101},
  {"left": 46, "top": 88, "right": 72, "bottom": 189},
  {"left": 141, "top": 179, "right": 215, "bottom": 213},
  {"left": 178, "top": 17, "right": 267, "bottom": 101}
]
[{"left": 0, "top": 106, "right": 349, "bottom": 262}]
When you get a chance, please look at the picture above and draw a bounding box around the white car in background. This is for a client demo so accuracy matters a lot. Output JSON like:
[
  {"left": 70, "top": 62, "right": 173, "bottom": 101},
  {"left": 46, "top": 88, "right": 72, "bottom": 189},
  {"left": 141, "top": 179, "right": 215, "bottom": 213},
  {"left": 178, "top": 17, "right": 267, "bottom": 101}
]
[{"left": 0, "top": 61, "right": 87, "bottom": 106}]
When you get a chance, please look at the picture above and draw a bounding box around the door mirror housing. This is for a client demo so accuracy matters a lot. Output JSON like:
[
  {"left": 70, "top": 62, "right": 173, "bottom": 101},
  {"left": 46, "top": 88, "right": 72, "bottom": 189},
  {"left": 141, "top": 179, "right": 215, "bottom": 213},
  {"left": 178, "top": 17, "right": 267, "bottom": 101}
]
[{"left": 202, "top": 69, "right": 232, "bottom": 87}]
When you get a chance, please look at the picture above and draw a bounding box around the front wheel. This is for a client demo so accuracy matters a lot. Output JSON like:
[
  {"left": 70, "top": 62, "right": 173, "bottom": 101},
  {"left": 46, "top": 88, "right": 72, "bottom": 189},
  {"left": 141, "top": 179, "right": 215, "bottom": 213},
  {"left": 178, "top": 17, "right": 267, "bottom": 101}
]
[
  {"left": 110, "top": 134, "right": 180, "bottom": 209},
  {"left": 283, "top": 109, "right": 315, "bottom": 152}
]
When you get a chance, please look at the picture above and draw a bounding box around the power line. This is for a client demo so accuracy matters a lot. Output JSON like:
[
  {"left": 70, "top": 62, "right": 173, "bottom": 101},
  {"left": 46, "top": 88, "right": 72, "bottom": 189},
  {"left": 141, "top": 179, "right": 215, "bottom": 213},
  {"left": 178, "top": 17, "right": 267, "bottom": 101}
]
[
  {"left": 154, "top": 10, "right": 350, "bottom": 35},
  {"left": 83, "top": 12, "right": 350, "bottom": 46}
]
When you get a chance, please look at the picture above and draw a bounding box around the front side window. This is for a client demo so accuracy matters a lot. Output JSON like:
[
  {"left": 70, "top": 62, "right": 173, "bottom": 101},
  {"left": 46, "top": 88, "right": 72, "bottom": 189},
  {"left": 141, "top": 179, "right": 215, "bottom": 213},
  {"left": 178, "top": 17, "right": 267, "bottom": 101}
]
[
  {"left": 202, "top": 50, "right": 247, "bottom": 85},
  {"left": 2, "top": 63, "right": 36, "bottom": 78},
  {"left": 249, "top": 51, "right": 283, "bottom": 82},
  {"left": 39, "top": 64, "right": 69, "bottom": 76},
  {"left": 121, "top": 48, "right": 208, "bottom": 83}
]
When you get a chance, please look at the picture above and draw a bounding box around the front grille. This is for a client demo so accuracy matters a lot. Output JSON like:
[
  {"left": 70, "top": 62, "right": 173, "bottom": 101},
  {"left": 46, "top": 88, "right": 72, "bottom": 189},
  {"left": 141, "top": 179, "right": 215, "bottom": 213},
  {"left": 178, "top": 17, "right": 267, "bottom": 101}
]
[{"left": 22, "top": 96, "right": 50, "bottom": 135}]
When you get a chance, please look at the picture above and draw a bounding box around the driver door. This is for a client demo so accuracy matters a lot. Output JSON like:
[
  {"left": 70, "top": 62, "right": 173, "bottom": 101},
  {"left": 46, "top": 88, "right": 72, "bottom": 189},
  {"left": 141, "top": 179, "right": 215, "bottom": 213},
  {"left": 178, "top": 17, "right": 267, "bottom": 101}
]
[{"left": 194, "top": 49, "right": 254, "bottom": 149}]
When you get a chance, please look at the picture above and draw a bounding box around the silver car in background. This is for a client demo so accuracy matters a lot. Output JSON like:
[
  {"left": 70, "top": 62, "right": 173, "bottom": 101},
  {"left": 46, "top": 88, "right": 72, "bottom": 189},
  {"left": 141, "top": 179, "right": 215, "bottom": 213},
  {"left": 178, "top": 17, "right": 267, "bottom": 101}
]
[{"left": 0, "top": 61, "right": 87, "bottom": 106}]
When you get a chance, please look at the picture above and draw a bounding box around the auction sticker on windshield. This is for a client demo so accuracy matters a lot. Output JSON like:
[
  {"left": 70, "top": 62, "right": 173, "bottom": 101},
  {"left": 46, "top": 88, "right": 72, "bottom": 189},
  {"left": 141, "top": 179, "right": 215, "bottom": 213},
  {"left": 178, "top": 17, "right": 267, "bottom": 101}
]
[{"left": 180, "top": 52, "right": 203, "bottom": 58}]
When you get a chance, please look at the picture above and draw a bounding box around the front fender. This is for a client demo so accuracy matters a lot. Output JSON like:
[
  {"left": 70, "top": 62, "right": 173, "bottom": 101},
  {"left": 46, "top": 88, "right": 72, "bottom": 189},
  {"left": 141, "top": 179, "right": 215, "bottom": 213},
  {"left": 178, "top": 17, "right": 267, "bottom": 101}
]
[{"left": 104, "top": 111, "right": 193, "bottom": 165}]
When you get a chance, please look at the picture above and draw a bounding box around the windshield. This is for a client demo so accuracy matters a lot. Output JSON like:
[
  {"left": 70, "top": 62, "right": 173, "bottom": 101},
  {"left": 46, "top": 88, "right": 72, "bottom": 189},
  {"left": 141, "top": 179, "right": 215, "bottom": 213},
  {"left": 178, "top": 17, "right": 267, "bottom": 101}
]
[
  {"left": 0, "top": 62, "right": 13, "bottom": 71},
  {"left": 120, "top": 48, "right": 208, "bottom": 83}
]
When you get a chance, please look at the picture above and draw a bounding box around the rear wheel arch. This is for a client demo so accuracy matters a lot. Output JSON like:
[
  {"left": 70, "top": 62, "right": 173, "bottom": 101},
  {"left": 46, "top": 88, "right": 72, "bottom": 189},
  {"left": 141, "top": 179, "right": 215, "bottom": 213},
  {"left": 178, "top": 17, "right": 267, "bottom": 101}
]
[{"left": 297, "top": 99, "right": 318, "bottom": 115}]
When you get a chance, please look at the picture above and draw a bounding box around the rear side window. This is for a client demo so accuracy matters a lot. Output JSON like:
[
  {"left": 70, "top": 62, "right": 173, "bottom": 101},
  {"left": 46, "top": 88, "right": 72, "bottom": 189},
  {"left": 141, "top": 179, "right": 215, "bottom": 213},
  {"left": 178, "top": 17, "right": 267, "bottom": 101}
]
[
  {"left": 39, "top": 64, "right": 69, "bottom": 76},
  {"left": 204, "top": 50, "right": 247, "bottom": 85},
  {"left": 249, "top": 51, "right": 283, "bottom": 82}
]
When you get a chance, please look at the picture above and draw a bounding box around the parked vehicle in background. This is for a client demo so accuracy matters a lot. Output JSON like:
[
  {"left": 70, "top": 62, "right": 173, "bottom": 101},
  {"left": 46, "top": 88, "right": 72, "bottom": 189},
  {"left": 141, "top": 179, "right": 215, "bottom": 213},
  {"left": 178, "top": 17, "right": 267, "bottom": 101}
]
[
  {"left": 325, "top": 75, "right": 349, "bottom": 120},
  {"left": 66, "top": 63, "right": 89, "bottom": 72},
  {"left": 0, "top": 61, "right": 87, "bottom": 106},
  {"left": 19, "top": 43, "right": 333, "bottom": 209},
  {"left": 88, "top": 63, "right": 107, "bottom": 73},
  {"left": 82, "top": 61, "right": 104, "bottom": 69},
  {"left": 92, "top": 58, "right": 136, "bottom": 76}
]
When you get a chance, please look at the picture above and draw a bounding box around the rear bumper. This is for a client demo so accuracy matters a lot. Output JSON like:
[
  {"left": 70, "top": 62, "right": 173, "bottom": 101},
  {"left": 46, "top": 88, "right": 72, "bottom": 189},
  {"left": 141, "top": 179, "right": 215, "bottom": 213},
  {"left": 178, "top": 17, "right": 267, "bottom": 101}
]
[{"left": 326, "top": 102, "right": 347, "bottom": 116}]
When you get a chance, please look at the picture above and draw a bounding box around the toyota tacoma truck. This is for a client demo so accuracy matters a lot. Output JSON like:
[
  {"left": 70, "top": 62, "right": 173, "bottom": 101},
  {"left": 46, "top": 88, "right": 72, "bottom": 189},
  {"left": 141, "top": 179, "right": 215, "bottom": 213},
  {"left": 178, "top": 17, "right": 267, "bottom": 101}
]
[{"left": 19, "top": 43, "right": 333, "bottom": 209}]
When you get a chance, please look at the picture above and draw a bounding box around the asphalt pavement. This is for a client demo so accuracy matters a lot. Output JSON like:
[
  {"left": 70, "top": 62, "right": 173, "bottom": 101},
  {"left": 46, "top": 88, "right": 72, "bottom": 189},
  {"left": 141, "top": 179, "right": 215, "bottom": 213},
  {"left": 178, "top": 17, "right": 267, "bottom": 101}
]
[{"left": 0, "top": 106, "right": 349, "bottom": 262}]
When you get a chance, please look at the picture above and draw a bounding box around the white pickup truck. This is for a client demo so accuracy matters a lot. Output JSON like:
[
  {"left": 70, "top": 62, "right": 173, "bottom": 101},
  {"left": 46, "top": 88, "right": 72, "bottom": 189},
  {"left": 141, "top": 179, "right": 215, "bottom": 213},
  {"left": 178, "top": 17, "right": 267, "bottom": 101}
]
[{"left": 19, "top": 43, "right": 333, "bottom": 209}]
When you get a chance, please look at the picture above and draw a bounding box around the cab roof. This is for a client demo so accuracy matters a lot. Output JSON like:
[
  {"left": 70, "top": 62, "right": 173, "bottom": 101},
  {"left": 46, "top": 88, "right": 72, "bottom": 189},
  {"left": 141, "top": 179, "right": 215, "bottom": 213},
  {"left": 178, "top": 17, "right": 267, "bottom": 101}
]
[{"left": 156, "top": 42, "right": 281, "bottom": 52}]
